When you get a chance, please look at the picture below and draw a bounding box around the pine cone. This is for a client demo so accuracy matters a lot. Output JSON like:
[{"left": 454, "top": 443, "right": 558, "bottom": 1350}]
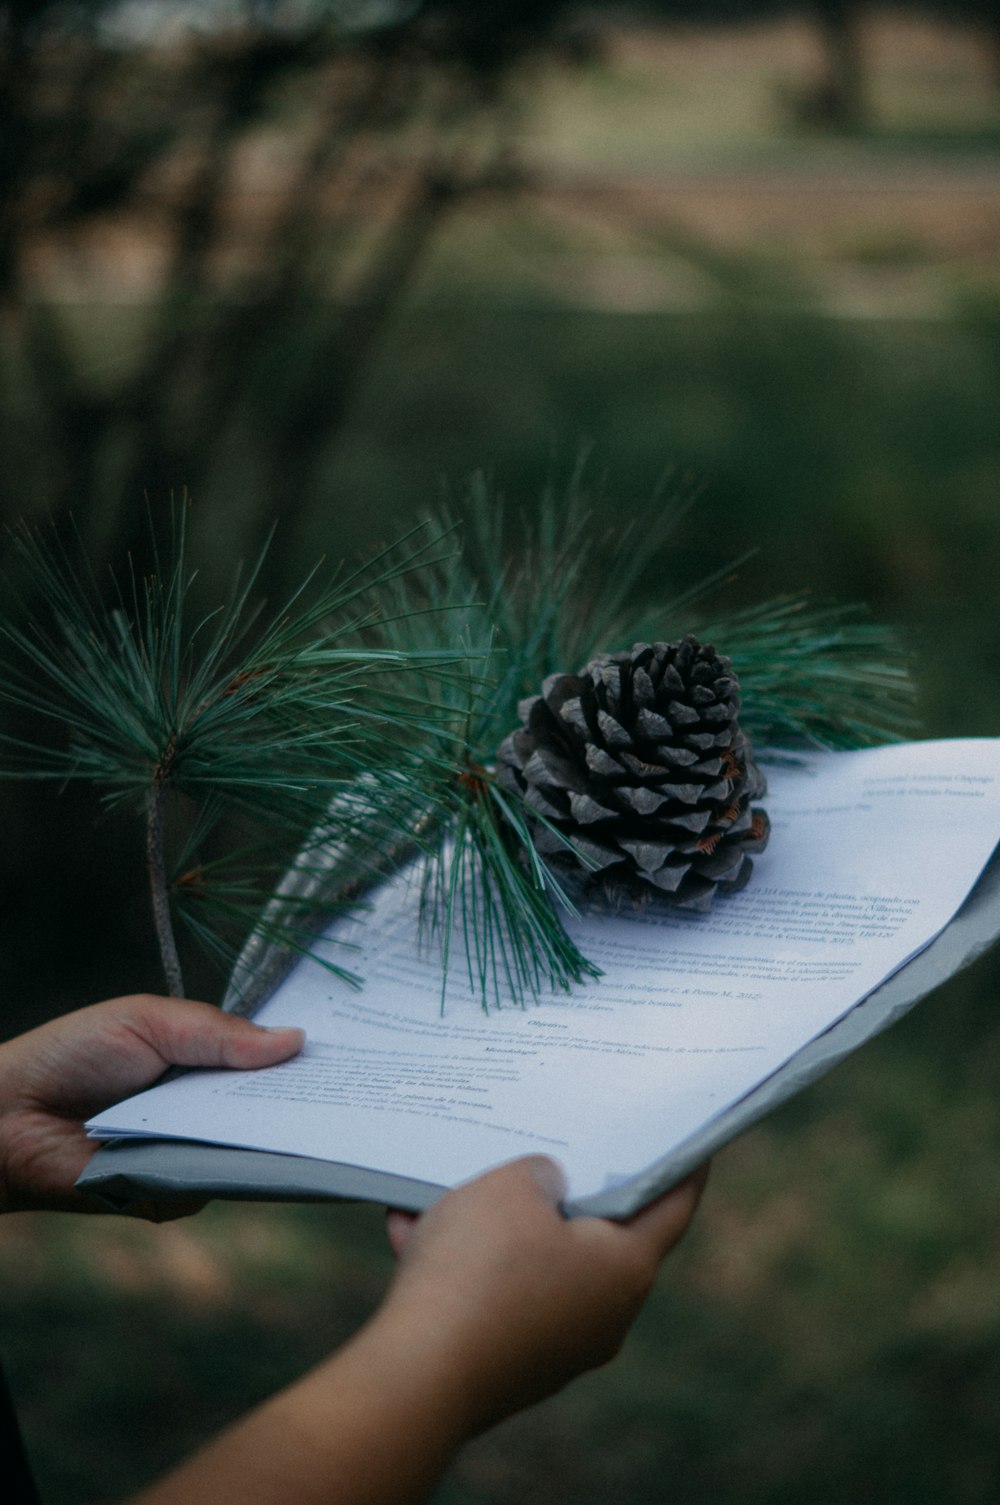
[{"left": 496, "top": 636, "right": 769, "bottom": 911}]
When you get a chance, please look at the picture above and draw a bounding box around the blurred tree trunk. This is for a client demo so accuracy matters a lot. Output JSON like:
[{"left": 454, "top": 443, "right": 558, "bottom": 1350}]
[
  {"left": 0, "top": 6, "right": 556, "bottom": 582},
  {"left": 813, "top": 0, "right": 866, "bottom": 130},
  {"left": 979, "top": 1, "right": 1000, "bottom": 87}
]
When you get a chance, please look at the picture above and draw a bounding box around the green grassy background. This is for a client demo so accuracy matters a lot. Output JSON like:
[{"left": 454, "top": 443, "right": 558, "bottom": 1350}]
[{"left": 2, "top": 9, "right": 1000, "bottom": 1503}]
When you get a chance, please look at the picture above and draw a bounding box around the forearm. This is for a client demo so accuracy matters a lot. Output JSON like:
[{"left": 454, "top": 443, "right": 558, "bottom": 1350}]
[
  {"left": 125, "top": 1160, "right": 707, "bottom": 1505},
  {"left": 128, "top": 1306, "right": 476, "bottom": 1505}
]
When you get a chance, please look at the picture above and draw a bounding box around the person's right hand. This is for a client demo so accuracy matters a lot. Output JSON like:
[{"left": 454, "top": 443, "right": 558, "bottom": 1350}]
[
  {"left": 127, "top": 1154, "right": 707, "bottom": 1505},
  {"left": 379, "top": 1154, "right": 708, "bottom": 1436}
]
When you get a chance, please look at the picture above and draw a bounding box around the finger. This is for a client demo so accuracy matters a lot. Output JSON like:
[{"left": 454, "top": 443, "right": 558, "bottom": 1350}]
[
  {"left": 621, "top": 1162, "right": 710, "bottom": 1258},
  {"left": 388, "top": 1156, "right": 568, "bottom": 1258},
  {"left": 484, "top": 1155, "right": 567, "bottom": 1208},
  {"left": 122, "top": 998, "right": 305, "bottom": 1071},
  {"left": 214, "top": 1020, "right": 306, "bottom": 1069},
  {"left": 386, "top": 1207, "right": 418, "bottom": 1260}
]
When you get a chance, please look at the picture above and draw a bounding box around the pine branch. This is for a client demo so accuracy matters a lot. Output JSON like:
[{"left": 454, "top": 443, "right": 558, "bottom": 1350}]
[
  {"left": 0, "top": 507, "right": 479, "bottom": 996},
  {"left": 378, "top": 467, "right": 918, "bottom": 1006},
  {"left": 0, "top": 470, "right": 920, "bottom": 1012},
  {"left": 146, "top": 751, "right": 185, "bottom": 998}
]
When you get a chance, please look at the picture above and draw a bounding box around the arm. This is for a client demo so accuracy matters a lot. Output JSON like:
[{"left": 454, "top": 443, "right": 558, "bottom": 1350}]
[
  {"left": 0, "top": 1001, "right": 705, "bottom": 1504},
  {"left": 0, "top": 996, "right": 303, "bottom": 1216},
  {"left": 129, "top": 1156, "right": 708, "bottom": 1505}
]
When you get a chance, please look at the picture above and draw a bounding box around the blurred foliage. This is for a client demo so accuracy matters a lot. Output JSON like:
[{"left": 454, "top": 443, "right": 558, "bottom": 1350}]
[
  {"left": 0, "top": 0, "right": 595, "bottom": 561},
  {"left": 1, "top": 0, "right": 998, "bottom": 557},
  {"left": 1, "top": 6, "right": 1000, "bottom": 1504}
]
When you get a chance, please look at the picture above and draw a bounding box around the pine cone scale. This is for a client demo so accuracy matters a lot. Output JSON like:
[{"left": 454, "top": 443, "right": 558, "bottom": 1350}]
[
  {"left": 666, "top": 699, "right": 700, "bottom": 726},
  {"left": 569, "top": 792, "right": 619, "bottom": 825},
  {"left": 597, "top": 709, "right": 631, "bottom": 747}
]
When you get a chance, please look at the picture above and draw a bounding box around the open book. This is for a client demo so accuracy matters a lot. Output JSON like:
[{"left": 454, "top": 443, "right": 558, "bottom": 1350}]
[{"left": 81, "top": 739, "right": 1000, "bottom": 1217}]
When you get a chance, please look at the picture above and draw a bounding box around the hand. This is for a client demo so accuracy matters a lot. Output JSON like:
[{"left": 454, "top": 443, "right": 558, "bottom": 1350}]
[
  {"left": 379, "top": 1155, "right": 708, "bottom": 1436},
  {"left": 122, "top": 1159, "right": 705, "bottom": 1505},
  {"left": 0, "top": 995, "right": 303, "bottom": 1218}
]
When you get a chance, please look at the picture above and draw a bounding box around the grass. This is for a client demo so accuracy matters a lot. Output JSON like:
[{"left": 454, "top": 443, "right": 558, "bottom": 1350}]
[{"left": 0, "top": 1200, "right": 396, "bottom": 1502}]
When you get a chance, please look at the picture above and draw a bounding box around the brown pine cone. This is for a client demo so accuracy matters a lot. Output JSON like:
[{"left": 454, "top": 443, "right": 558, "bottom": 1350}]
[{"left": 496, "top": 636, "right": 769, "bottom": 911}]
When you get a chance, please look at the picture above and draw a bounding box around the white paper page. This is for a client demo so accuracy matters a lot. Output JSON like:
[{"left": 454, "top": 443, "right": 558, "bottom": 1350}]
[{"left": 88, "top": 739, "right": 1000, "bottom": 1202}]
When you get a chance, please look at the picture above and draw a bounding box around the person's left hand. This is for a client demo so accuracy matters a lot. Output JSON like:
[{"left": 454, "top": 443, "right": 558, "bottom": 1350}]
[{"left": 0, "top": 995, "right": 303, "bottom": 1218}]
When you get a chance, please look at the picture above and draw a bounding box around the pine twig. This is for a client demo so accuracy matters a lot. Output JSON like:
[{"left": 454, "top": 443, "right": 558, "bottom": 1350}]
[{"left": 146, "top": 737, "right": 185, "bottom": 998}]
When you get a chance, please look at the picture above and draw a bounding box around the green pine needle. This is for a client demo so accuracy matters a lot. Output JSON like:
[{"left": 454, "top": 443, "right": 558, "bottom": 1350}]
[{"left": 688, "top": 596, "right": 917, "bottom": 752}]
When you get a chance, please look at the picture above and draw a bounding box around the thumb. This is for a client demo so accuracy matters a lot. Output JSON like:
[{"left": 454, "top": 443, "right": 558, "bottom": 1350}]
[
  {"left": 124, "top": 998, "right": 305, "bottom": 1071},
  {"left": 207, "top": 1015, "right": 306, "bottom": 1070},
  {"left": 503, "top": 1154, "right": 568, "bottom": 1208},
  {"left": 621, "top": 1162, "right": 711, "bottom": 1260}
]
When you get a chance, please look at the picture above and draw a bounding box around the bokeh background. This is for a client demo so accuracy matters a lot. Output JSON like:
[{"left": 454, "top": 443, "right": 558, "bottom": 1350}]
[{"left": 1, "top": 2, "right": 999, "bottom": 1501}]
